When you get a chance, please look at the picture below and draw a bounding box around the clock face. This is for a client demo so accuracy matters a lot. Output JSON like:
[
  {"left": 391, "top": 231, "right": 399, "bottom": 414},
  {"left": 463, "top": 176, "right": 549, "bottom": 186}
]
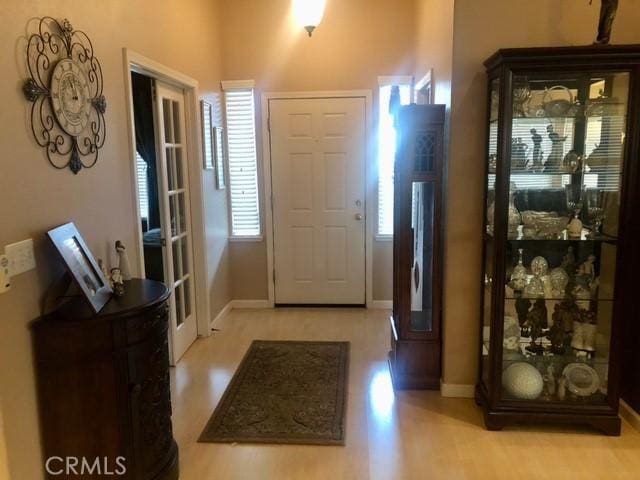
[{"left": 50, "top": 59, "right": 92, "bottom": 136}]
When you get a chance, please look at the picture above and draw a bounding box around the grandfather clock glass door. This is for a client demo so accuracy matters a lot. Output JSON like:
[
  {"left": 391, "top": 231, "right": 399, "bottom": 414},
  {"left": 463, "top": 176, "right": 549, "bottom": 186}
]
[{"left": 154, "top": 81, "right": 197, "bottom": 363}]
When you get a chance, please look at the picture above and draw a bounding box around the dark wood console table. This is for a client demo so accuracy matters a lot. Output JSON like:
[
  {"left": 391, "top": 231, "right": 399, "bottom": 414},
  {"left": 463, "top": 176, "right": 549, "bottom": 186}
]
[{"left": 31, "top": 279, "right": 179, "bottom": 479}]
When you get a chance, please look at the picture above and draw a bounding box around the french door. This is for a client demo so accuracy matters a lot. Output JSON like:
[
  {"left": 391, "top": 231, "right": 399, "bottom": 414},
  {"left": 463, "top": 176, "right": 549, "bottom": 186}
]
[{"left": 154, "top": 81, "right": 197, "bottom": 362}]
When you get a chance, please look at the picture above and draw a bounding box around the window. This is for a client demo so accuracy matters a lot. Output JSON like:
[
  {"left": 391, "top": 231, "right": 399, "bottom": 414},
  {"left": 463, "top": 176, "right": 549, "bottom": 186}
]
[
  {"left": 377, "top": 78, "right": 412, "bottom": 236},
  {"left": 222, "top": 80, "right": 261, "bottom": 238},
  {"left": 136, "top": 151, "right": 149, "bottom": 222}
]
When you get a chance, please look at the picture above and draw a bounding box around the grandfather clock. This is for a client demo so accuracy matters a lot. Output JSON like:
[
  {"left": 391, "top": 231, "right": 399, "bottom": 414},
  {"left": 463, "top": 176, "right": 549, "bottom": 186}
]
[{"left": 389, "top": 103, "right": 446, "bottom": 389}]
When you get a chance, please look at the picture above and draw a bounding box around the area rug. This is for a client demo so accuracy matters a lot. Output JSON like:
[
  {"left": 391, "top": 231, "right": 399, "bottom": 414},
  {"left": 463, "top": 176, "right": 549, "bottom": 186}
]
[{"left": 199, "top": 340, "right": 350, "bottom": 445}]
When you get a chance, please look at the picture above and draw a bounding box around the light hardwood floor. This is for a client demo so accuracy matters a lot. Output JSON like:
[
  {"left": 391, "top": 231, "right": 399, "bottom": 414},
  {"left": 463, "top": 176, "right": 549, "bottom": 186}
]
[{"left": 170, "top": 308, "right": 640, "bottom": 480}]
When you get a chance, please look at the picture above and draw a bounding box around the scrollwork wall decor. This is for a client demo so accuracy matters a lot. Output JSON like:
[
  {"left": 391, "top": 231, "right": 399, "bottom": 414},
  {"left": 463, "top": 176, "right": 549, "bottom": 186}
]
[{"left": 23, "top": 17, "right": 107, "bottom": 174}]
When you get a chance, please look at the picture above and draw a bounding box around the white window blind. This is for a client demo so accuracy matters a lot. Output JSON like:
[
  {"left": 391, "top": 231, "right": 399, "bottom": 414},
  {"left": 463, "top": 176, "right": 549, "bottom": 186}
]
[
  {"left": 223, "top": 84, "right": 260, "bottom": 237},
  {"left": 136, "top": 151, "right": 149, "bottom": 221},
  {"left": 378, "top": 82, "right": 412, "bottom": 236}
]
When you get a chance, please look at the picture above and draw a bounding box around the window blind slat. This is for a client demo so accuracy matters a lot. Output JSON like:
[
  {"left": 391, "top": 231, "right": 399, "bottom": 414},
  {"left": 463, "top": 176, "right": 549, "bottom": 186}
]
[{"left": 224, "top": 86, "right": 261, "bottom": 237}]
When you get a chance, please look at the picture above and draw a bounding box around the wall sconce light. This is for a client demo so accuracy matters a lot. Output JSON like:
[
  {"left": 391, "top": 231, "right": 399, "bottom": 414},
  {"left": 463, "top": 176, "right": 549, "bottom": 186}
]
[{"left": 293, "top": 0, "right": 326, "bottom": 37}]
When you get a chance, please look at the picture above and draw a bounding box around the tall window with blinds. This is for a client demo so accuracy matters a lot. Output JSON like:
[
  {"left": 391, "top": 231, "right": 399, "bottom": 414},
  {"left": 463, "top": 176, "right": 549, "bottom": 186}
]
[
  {"left": 378, "top": 82, "right": 412, "bottom": 236},
  {"left": 222, "top": 82, "right": 261, "bottom": 237}
]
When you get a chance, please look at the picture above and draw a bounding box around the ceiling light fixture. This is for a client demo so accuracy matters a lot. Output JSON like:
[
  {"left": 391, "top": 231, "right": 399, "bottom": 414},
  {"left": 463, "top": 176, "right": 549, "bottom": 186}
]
[{"left": 293, "top": 0, "right": 326, "bottom": 37}]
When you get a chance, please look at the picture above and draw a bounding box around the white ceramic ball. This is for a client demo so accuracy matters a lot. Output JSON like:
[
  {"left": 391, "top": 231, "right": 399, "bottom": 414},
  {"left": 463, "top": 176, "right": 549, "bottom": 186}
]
[{"left": 502, "top": 362, "right": 544, "bottom": 400}]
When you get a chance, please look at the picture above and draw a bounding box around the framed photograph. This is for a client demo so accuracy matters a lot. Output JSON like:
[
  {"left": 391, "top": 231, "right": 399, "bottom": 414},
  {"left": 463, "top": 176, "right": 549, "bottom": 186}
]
[
  {"left": 213, "top": 126, "right": 226, "bottom": 189},
  {"left": 414, "top": 69, "right": 434, "bottom": 105},
  {"left": 201, "top": 100, "right": 214, "bottom": 170},
  {"left": 47, "top": 222, "right": 112, "bottom": 313}
]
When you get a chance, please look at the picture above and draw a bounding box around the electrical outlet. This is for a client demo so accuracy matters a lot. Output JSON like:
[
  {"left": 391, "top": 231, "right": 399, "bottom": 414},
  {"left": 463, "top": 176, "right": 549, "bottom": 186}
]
[
  {"left": 5, "top": 238, "right": 36, "bottom": 276},
  {"left": 0, "top": 255, "right": 10, "bottom": 293}
]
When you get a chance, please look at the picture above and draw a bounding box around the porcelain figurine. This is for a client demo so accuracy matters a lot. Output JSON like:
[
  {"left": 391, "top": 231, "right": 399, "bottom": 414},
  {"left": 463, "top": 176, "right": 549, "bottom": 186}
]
[
  {"left": 110, "top": 268, "right": 125, "bottom": 297},
  {"left": 116, "top": 240, "right": 132, "bottom": 281},
  {"left": 573, "top": 284, "right": 591, "bottom": 311},
  {"left": 545, "top": 365, "right": 557, "bottom": 397},
  {"left": 557, "top": 375, "right": 567, "bottom": 401}
]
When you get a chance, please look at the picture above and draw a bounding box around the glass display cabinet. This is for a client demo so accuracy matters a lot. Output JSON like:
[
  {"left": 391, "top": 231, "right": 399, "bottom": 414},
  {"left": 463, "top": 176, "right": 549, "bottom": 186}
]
[
  {"left": 389, "top": 104, "right": 445, "bottom": 389},
  {"left": 477, "top": 45, "right": 640, "bottom": 435}
]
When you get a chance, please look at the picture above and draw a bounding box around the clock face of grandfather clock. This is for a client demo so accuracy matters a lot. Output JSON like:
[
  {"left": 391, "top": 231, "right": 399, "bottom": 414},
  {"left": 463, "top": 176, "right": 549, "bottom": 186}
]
[{"left": 50, "top": 59, "right": 92, "bottom": 136}]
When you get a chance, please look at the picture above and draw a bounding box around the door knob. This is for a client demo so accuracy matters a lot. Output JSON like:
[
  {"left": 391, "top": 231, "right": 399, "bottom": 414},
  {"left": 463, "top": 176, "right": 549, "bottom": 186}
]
[{"left": 355, "top": 213, "right": 363, "bottom": 221}]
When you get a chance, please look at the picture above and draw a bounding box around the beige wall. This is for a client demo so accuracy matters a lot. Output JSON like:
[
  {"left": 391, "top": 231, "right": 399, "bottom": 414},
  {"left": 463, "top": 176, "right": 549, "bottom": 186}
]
[
  {"left": 444, "top": 0, "right": 640, "bottom": 386},
  {"left": 414, "top": 0, "right": 454, "bottom": 106},
  {"left": 219, "top": 0, "right": 418, "bottom": 301},
  {"left": 0, "top": 1, "right": 227, "bottom": 478}
]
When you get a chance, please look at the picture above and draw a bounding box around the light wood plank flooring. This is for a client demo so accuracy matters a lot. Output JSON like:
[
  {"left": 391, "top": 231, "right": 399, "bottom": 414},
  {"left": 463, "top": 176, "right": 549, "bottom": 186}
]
[{"left": 170, "top": 308, "right": 640, "bottom": 480}]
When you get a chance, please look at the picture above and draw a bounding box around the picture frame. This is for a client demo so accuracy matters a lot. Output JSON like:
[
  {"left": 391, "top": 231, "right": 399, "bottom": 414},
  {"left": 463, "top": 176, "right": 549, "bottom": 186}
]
[
  {"left": 414, "top": 69, "right": 434, "bottom": 105},
  {"left": 47, "top": 222, "right": 113, "bottom": 313},
  {"left": 201, "top": 100, "right": 214, "bottom": 170},
  {"left": 213, "top": 126, "right": 226, "bottom": 189}
]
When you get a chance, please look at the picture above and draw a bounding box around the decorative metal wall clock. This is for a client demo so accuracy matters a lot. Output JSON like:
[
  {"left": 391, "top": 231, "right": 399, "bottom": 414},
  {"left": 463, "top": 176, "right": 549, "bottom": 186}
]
[{"left": 23, "top": 17, "right": 106, "bottom": 174}]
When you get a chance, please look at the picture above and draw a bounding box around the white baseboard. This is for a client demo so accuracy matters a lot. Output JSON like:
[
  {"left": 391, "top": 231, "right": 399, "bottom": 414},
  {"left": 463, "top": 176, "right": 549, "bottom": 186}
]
[
  {"left": 621, "top": 400, "right": 640, "bottom": 432},
  {"left": 441, "top": 382, "right": 475, "bottom": 398},
  {"left": 370, "top": 300, "right": 392, "bottom": 309},
  {"left": 209, "top": 301, "right": 233, "bottom": 329},
  {"left": 232, "top": 299, "right": 271, "bottom": 309}
]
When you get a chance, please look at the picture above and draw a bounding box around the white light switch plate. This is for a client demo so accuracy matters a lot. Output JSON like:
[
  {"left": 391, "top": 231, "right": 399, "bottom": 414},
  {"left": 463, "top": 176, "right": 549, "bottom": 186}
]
[
  {"left": 0, "top": 255, "right": 10, "bottom": 293},
  {"left": 5, "top": 238, "right": 36, "bottom": 276}
]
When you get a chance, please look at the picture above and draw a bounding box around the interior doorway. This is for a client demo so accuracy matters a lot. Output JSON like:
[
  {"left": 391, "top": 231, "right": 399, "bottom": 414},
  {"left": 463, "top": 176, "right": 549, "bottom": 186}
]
[
  {"left": 267, "top": 96, "right": 368, "bottom": 305},
  {"left": 125, "top": 51, "right": 207, "bottom": 363}
]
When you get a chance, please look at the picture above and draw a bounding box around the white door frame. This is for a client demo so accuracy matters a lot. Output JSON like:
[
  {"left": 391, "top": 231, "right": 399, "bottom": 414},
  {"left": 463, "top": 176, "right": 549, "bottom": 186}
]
[
  {"left": 122, "top": 49, "right": 211, "bottom": 340},
  {"left": 261, "top": 90, "right": 374, "bottom": 308}
]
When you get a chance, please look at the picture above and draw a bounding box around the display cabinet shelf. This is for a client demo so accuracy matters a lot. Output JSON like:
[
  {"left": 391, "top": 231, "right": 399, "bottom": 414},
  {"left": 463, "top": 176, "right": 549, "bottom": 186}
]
[{"left": 477, "top": 44, "right": 640, "bottom": 436}]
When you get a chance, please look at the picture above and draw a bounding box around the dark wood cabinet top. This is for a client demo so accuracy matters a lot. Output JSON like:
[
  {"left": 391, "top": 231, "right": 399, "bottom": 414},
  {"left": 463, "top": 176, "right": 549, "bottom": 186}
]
[{"left": 33, "top": 278, "right": 170, "bottom": 325}]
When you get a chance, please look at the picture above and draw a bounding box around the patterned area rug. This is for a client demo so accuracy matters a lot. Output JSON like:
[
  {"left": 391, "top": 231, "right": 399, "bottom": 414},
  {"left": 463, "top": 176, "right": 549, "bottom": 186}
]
[{"left": 199, "top": 340, "right": 350, "bottom": 445}]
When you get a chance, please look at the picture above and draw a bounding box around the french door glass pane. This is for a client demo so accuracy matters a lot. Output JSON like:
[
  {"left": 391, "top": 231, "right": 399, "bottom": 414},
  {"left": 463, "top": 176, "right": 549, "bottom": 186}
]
[{"left": 175, "top": 147, "right": 184, "bottom": 189}]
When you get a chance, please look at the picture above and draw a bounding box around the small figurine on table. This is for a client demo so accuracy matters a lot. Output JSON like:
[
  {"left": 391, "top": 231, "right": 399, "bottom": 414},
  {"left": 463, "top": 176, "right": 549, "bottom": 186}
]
[
  {"left": 110, "top": 268, "right": 125, "bottom": 297},
  {"left": 115, "top": 240, "right": 132, "bottom": 281}
]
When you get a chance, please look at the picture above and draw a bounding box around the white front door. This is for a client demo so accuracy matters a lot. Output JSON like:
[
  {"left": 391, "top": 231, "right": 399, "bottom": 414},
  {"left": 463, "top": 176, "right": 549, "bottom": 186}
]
[
  {"left": 154, "top": 81, "right": 197, "bottom": 362},
  {"left": 269, "top": 97, "right": 366, "bottom": 304}
]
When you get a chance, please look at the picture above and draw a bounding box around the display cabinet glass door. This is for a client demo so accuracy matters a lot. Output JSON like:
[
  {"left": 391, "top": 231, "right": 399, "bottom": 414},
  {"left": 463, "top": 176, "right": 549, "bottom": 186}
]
[
  {"left": 481, "top": 77, "right": 500, "bottom": 389},
  {"left": 498, "top": 71, "right": 628, "bottom": 405}
]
